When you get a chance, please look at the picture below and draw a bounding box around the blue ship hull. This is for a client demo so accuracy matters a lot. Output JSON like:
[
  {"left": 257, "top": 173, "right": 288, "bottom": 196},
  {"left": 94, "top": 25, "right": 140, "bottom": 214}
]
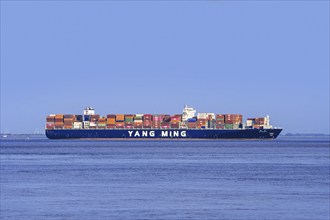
[{"left": 45, "top": 128, "right": 282, "bottom": 139}]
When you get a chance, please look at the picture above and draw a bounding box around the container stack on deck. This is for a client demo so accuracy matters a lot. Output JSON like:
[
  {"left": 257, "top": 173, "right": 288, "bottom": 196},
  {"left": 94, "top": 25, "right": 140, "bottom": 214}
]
[
  {"left": 224, "top": 114, "right": 242, "bottom": 130},
  {"left": 162, "top": 115, "right": 171, "bottom": 128},
  {"left": 125, "top": 115, "right": 134, "bottom": 128},
  {"left": 134, "top": 114, "right": 143, "bottom": 128},
  {"left": 63, "top": 115, "right": 74, "bottom": 129},
  {"left": 187, "top": 118, "right": 197, "bottom": 128},
  {"left": 46, "top": 109, "right": 265, "bottom": 130},
  {"left": 89, "top": 115, "right": 99, "bottom": 129},
  {"left": 143, "top": 114, "right": 152, "bottom": 128},
  {"left": 74, "top": 115, "right": 83, "bottom": 129},
  {"left": 115, "top": 114, "right": 125, "bottom": 128},
  {"left": 171, "top": 115, "right": 181, "bottom": 129},
  {"left": 55, "top": 115, "right": 64, "bottom": 129},
  {"left": 216, "top": 114, "right": 225, "bottom": 129},
  {"left": 107, "top": 115, "right": 116, "bottom": 129},
  {"left": 97, "top": 117, "right": 106, "bottom": 129},
  {"left": 246, "top": 117, "right": 267, "bottom": 129},
  {"left": 46, "top": 115, "right": 55, "bottom": 130},
  {"left": 153, "top": 115, "right": 161, "bottom": 128},
  {"left": 197, "top": 113, "right": 207, "bottom": 129}
]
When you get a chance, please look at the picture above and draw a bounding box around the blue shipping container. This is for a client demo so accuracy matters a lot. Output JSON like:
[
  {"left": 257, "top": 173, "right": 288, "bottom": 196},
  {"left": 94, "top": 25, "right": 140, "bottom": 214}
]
[{"left": 84, "top": 115, "right": 91, "bottom": 121}]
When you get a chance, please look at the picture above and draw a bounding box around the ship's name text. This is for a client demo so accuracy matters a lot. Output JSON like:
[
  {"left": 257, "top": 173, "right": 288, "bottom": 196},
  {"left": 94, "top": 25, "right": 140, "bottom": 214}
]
[{"left": 128, "top": 130, "right": 187, "bottom": 138}]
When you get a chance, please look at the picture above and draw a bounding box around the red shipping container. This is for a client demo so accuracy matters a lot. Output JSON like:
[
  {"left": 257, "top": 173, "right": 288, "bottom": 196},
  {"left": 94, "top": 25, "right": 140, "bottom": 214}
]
[
  {"left": 143, "top": 114, "right": 153, "bottom": 121},
  {"left": 216, "top": 125, "right": 225, "bottom": 129},
  {"left": 163, "top": 115, "right": 171, "bottom": 122},
  {"left": 254, "top": 124, "right": 261, "bottom": 129},
  {"left": 188, "top": 122, "right": 197, "bottom": 128},
  {"left": 46, "top": 123, "right": 55, "bottom": 129},
  {"left": 153, "top": 115, "right": 162, "bottom": 121},
  {"left": 255, "top": 118, "right": 265, "bottom": 125},
  {"left": 46, "top": 116, "right": 55, "bottom": 123}
]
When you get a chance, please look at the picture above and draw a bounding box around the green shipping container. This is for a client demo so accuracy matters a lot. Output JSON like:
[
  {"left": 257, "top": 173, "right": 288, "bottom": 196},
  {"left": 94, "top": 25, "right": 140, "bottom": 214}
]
[
  {"left": 225, "top": 124, "right": 234, "bottom": 129},
  {"left": 125, "top": 118, "right": 134, "bottom": 122}
]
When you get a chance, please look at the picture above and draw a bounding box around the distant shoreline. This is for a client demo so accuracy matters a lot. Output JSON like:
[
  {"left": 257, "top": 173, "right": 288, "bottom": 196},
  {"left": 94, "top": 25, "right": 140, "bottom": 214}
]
[{"left": 281, "top": 133, "right": 330, "bottom": 137}]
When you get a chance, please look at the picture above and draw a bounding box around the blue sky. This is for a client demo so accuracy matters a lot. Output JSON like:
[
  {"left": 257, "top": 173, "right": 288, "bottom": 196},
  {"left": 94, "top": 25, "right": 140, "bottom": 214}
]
[{"left": 1, "top": 1, "right": 329, "bottom": 134}]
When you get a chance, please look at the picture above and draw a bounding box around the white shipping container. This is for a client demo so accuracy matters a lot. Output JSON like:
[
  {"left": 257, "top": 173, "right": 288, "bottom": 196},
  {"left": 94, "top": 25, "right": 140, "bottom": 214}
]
[
  {"left": 246, "top": 120, "right": 253, "bottom": 127},
  {"left": 207, "top": 113, "right": 215, "bottom": 120},
  {"left": 74, "top": 122, "right": 83, "bottom": 129},
  {"left": 233, "top": 124, "right": 240, "bottom": 129},
  {"left": 83, "top": 121, "right": 90, "bottom": 129},
  {"left": 197, "top": 113, "right": 208, "bottom": 119}
]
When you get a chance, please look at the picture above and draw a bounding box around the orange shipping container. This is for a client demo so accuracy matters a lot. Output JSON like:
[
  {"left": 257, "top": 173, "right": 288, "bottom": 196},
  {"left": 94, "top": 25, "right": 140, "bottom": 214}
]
[
  {"left": 116, "top": 114, "right": 125, "bottom": 121},
  {"left": 55, "top": 114, "right": 64, "bottom": 119},
  {"left": 46, "top": 116, "right": 55, "bottom": 122},
  {"left": 98, "top": 117, "right": 106, "bottom": 122},
  {"left": 107, "top": 118, "right": 116, "bottom": 124}
]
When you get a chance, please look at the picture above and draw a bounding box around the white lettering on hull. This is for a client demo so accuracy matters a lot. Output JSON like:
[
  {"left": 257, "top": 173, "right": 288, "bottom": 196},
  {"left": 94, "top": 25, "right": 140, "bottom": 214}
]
[
  {"left": 128, "top": 130, "right": 186, "bottom": 138},
  {"left": 161, "top": 131, "right": 168, "bottom": 137},
  {"left": 181, "top": 131, "right": 187, "bottom": 137}
]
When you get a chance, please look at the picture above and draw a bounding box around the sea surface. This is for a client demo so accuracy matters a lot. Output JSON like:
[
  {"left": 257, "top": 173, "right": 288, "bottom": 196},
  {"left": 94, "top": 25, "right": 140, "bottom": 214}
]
[{"left": 1, "top": 136, "right": 329, "bottom": 220}]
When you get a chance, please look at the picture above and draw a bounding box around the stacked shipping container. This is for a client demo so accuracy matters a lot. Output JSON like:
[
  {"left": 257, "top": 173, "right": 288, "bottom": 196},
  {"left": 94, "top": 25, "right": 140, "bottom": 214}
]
[
  {"left": 98, "top": 117, "right": 106, "bottom": 129},
  {"left": 152, "top": 115, "right": 162, "bottom": 128},
  {"left": 125, "top": 115, "right": 134, "bottom": 128},
  {"left": 162, "top": 115, "right": 171, "bottom": 128},
  {"left": 46, "top": 115, "right": 55, "bottom": 129},
  {"left": 115, "top": 114, "right": 125, "bottom": 128},
  {"left": 143, "top": 114, "right": 153, "bottom": 128},
  {"left": 89, "top": 114, "right": 100, "bottom": 129},
  {"left": 55, "top": 115, "right": 64, "bottom": 129},
  {"left": 247, "top": 117, "right": 266, "bottom": 129},
  {"left": 187, "top": 118, "right": 197, "bottom": 128},
  {"left": 224, "top": 114, "right": 242, "bottom": 129},
  {"left": 47, "top": 111, "right": 251, "bottom": 130},
  {"left": 107, "top": 115, "right": 116, "bottom": 128},
  {"left": 216, "top": 114, "right": 225, "bottom": 129},
  {"left": 134, "top": 114, "right": 143, "bottom": 128},
  {"left": 170, "top": 115, "right": 181, "bottom": 128}
]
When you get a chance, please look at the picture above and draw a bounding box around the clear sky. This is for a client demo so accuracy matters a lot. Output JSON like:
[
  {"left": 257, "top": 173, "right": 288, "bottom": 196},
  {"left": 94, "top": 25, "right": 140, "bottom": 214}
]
[{"left": 1, "top": 1, "right": 329, "bottom": 134}]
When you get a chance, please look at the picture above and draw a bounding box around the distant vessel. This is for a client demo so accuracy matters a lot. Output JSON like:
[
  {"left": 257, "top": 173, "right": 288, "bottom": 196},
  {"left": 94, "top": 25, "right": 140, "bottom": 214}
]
[{"left": 45, "top": 106, "right": 282, "bottom": 139}]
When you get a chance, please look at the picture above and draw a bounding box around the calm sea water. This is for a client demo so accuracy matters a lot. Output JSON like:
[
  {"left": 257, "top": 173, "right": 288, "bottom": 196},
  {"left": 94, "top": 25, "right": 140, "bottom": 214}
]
[{"left": 1, "top": 136, "right": 329, "bottom": 220}]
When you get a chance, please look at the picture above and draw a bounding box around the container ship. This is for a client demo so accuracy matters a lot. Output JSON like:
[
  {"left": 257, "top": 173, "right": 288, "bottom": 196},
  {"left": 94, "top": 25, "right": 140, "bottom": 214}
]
[{"left": 45, "top": 106, "right": 282, "bottom": 139}]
